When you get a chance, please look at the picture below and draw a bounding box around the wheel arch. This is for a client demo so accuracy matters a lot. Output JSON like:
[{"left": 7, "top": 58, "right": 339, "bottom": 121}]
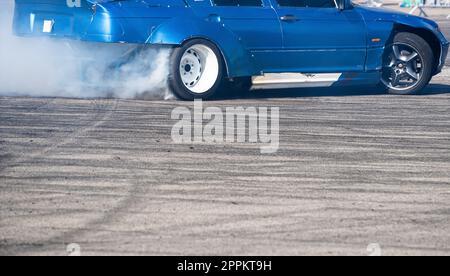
[
  {"left": 389, "top": 24, "right": 441, "bottom": 75},
  {"left": 148, "top": 17, "right": 257, "bottom": 78}
]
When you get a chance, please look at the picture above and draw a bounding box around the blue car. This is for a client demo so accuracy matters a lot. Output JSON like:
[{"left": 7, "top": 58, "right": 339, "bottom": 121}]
[{"left": 13, "top": 0, "right": 449, "bottom": 100}]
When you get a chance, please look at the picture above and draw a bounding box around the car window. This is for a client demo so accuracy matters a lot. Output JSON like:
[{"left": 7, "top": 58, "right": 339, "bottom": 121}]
[
  {"left": 277, "top": 0, "right": 336, "bottom": 8},
  {"left": 213, "top": 0, "right": 263, "bottom": 7}
]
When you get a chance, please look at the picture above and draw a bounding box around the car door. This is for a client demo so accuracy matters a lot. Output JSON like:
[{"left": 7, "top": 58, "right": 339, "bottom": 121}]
[
  {"left": 272, "top": 0, "right": 367, "bottom": 73},
  {"left": 187, "top": 0, "right": 283, "bottom": 73}
]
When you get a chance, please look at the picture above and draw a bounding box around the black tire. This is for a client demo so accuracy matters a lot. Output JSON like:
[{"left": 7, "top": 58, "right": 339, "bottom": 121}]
[
  {"left": 380, "top": 32, "right": 434, "bottom": 95},
  {"left": 168, "top": 39, "right": 225, "bottom": 100}
]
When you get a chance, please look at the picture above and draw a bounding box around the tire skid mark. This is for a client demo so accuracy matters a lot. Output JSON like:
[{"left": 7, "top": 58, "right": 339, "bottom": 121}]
[
  {"left": 4, "top": 100, "right": 168, "bottom": 256},
  {"left": 55, "top": 117, "right": 169, "bottom": 255},
  {"left": 50, "top": 162, "right": 155, "bottom": 255},
  {"left": 2, "top": 70, "right": 450, "bottom": 255},
  {"left": 0, "top": 98, "right": 57, "bottom": 122},
  {"left": 0, "top": 99, "right": 118, "bottom": 172}
]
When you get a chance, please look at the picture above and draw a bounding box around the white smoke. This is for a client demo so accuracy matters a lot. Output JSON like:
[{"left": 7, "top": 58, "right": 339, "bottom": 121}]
[{"left": 0, "top": 0, "right": 173, "bottom": 100}]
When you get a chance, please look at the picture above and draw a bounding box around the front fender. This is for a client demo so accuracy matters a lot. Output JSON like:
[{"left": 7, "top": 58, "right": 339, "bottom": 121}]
[
  {"left": 149, "top": 17, "right": 256, "bottom": 77},
  {"left": 357, "top": 6, "right": 448, "bottom": 72},
  {"left": 382, "top": 15, "right": 446, "bottom": 44},
  {"left": 358, "top": 6, "right": 444, "bottom": 41}
]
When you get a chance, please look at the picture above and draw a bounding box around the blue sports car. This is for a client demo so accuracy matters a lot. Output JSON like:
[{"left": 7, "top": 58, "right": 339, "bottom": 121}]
[{"left": 13, "top": 0, "right": 449, "bottom": 100}]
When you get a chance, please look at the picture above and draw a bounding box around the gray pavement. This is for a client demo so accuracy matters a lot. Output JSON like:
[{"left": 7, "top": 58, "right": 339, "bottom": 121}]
[{"left": 1, "top": 11, "right": 450, "bottom": 257}]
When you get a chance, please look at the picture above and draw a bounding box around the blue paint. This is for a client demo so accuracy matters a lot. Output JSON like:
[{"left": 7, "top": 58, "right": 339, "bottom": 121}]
[{"left": 12, "top": 0, "right": 449, "bottom": 84}]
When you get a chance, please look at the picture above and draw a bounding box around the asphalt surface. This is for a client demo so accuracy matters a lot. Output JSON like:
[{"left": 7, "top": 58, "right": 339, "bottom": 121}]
[{"left": 1, "top": 19, "right": 450, "bottom": 256}]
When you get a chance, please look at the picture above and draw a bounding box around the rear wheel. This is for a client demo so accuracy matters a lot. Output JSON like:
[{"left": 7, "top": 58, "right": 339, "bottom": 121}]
[
  {"left": 169, "top": 39, "right": 224, "bottom": 100},
  {"left": 380, "top": 32, "right": 434, "bottom": 95}
]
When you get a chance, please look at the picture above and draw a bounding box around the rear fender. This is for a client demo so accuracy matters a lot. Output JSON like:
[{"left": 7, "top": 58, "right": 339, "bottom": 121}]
[{"left": 149, "top": 17, "right": 257, "bottom": 77}]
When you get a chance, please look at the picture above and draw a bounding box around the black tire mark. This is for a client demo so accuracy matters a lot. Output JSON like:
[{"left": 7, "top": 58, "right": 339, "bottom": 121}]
[
  {"left": 2, "top": 99, "right": 167, "bottom": 256},
  {"left": 0, "top": 97, "right": 57, "bottom": 122},
  {"left": 0, "top": 98, "right": 118, "bottom": 172}
]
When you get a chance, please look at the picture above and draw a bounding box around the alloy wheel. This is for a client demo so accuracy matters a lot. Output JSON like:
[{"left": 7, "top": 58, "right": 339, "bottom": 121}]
[{"left": 381, "top": 43, "right": 424, "bottom": 91}]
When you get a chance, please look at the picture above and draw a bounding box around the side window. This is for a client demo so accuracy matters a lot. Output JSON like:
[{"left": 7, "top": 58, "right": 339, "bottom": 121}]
[
  {"left": 277, "top": 0, "right": 336, "bottom": 8},
  {"left": 213, "top": 0, "right": 263, "bottom": 7}
]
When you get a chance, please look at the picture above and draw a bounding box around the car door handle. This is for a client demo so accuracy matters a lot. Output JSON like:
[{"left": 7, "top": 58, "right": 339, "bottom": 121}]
[{"left": 280, "top": 15, "right": 299, "bottom": 22}]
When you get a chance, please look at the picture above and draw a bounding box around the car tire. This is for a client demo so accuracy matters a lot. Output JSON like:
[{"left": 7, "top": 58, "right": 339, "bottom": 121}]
[
  {"left": 168, "top": 39, "right": 224, "bottom": 100},
  {"left": 380, "top": 32, "right": 434, "bottom": 95}
]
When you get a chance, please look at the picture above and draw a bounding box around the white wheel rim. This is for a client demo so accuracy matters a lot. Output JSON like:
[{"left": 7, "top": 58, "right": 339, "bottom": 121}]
[{"left": 180, "top": 44, "right": 219, "bottom": 94}]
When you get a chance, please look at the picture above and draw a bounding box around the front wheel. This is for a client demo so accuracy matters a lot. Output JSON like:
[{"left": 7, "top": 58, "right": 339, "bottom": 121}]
[
  {"left": 168, "top": 40, "right": 224, "bottom": 100},
  {"left": 380, "top": 32, "right": 434, "bottom": 95}
]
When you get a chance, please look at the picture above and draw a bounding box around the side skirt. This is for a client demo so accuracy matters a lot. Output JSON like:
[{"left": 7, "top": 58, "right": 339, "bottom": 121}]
[{"left": 251, "top": 72, "right": 381, "bottom": 90}]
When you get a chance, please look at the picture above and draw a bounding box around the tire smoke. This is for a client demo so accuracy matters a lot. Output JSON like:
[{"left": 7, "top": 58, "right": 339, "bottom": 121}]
[{"left": 0, "top": 0, "right": 173, "bottom": 100}]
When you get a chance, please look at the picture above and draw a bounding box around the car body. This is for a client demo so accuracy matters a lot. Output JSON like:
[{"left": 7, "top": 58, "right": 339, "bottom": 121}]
[{"left": 12, "top": 0, "right": 450, "bottom": 99}]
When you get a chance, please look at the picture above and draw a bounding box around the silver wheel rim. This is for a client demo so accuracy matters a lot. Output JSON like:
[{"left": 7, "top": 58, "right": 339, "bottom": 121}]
[
  {"left": 180, "top": 44, "right": 219, "bottom": 94},
  {"left": 381, "top": 43, "right": 424, "bottom": 91}
]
